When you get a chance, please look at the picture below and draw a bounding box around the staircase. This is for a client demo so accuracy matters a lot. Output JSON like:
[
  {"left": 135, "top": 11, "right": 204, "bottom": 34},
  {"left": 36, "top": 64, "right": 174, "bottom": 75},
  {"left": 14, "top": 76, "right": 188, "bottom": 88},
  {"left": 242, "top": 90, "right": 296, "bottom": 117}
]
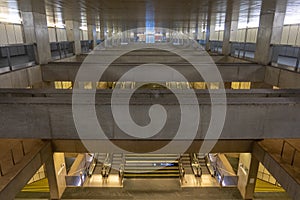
[
  {"left": 124, "top": 154, "right": 180, "bottom": 178},
  {"left": 111, "top": 153, "right": 123, "bottom": 174}
]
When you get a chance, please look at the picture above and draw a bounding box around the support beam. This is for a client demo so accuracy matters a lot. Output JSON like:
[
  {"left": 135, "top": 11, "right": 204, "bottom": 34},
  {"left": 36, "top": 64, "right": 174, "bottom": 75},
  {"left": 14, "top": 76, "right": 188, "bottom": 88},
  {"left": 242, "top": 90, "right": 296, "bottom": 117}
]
[
  {"left": 46, "top": 153, "right": 67, "bottom": 199},
  {"left": 41, "top": 62, "right": 266, "bottom": 83},
  {"left": 253, "top": 140, "right": 300, "bottom": 200},
  {"left": 0, "top": 140, "right": 51, "bottom": 200},
  {"left": 65, "top": 20, "right": 82, "bottom": 55},
  {"left": 19, "top": 0, "right": 51, "bottom": 65},
  {"left": 52, "top": 140, "right": 255, "bottom": 153},
  {"left": 254, "top": 0, "right": 288, "bottom": 65},
  {"left": 0, "top": 90, "right": 299, "bottom": 140}
]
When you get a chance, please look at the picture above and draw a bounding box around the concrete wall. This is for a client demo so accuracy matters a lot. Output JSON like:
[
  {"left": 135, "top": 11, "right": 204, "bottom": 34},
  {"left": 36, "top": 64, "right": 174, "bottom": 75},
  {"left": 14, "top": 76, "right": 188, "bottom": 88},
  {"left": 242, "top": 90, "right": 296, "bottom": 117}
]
[
  {"left": 0, "top": 23, "right": 23, "bottom": 45},
  {"left": 48, "top": 28, "right": 68, "bottom": 43},
  {"left": 0, "top": 66, "right": 42, "bottom": 88},
  {"left": 264, "top": 66, "right": 300, "bottom": 88},
  {"left": 281, "top": 24, "right": 300, "bottom": 46}
]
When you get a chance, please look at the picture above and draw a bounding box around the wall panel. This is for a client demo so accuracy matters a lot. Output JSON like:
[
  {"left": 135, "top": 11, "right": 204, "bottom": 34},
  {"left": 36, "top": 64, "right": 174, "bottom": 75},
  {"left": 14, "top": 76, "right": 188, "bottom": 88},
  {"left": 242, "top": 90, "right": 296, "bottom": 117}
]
[
  {"left": 6, "top": 24, "right": 16, "bottom": 44},
  {"left": 14, "top": 25, "right": 23, "bottom": 43},
  {"left": 48, "top": 28, "right": 56, "bottom": 43},
  {"left": 0, "top": 24, "right": 8, "bottom": 44}
]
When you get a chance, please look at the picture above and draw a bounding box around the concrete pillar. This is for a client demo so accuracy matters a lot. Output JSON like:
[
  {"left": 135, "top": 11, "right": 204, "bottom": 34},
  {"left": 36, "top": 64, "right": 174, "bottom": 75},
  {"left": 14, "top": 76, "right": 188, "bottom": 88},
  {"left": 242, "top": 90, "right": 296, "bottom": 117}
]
[
  {"left": 254, "top": 0, "right": 288, "bottom": 65},
  {"left": 65, "top": 20, "right": 81, "bottom": 55},
  {"left": 19, "top": 0, "right": 51, "bottom": 65},
  {"left": 205, "top": 13, "right": 212, "bottom": 51},
  {"left": 88, "top": 24, "right": 97, "bottom": 49},
  {"left": 237, "top": 153, "right": 259, "bottom": 200},
  {"left": 222, "top": 0, "right": 240, "bottom": 56},
  {"left": 45, "top": 153, "right": 67, "bottom": 200},
  {"left": 205, "top": 1, "right": 212, "bottom": 51},
  {"left": 100, "top": 22, "right": 105, "bottom": 41}
]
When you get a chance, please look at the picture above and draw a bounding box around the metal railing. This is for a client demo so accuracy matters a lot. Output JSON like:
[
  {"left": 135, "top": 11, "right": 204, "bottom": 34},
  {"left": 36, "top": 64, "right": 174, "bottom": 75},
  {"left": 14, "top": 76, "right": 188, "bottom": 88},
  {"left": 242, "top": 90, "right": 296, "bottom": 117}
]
[
  {"left": 271, "top": 45, "right": 300, "bottom": 72},
  {"left": 50, "top": 41, "right": 74, "bottom": 60},
  {"left": 190, "top": 153, "right": 202, "bottom": 177},
  {"left": 210, "top": 41, "right": 223, "bottom": 54},
  {"left": 230, "top": 42, "right": 256, "bottom": 59},
  {"left": 81, "top": 40, "right": 93, "bottom": 53},
  {"left": 280, "top": 140, "right": 300, "bottom": 168},
  {"left": 0, "top": 44, "right": 36, "bottom": 74}
]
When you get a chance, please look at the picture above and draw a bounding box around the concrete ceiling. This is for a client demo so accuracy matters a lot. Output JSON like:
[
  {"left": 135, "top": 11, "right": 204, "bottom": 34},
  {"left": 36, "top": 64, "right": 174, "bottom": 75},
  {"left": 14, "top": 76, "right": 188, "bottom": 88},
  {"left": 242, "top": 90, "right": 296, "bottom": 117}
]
[{"left": 0, "top": 0, "right": 299, "bottom": 30}]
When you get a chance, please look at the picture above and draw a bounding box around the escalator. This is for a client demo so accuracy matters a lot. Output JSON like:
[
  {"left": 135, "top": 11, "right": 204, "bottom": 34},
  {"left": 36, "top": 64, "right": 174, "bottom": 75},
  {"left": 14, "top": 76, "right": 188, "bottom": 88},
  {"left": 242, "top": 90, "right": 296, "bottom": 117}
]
[
  {"left": 124, "top": 154, "right": 180, "bottom": 178},
  {"left": 93, "top": 153, "right": 109, "bottom": 174},
  {"left": 190, "top": 153, "right": 211, "bottom": 177}
]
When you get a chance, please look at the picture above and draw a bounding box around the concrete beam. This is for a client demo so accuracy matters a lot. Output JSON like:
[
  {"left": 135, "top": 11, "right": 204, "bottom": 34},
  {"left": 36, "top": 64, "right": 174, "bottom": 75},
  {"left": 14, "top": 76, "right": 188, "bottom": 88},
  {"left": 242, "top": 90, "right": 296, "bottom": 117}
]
[
  {"left": 0, "top": 140, "right": 51, "bottom": 200},
  {"left": 0, "top": 66, "right": 42, "bottom": 88},
  {"left": 41, "top": 62, "right": 266, "bottom": 82},
  {"left": 265, "top": 66, "right": 300, "bottom": 89},
  {"left": 51, "top": 140, "right": 255, "bottom": 153},
  {"left": 0, "top": 90, "right": 299, "bottom": 140}
]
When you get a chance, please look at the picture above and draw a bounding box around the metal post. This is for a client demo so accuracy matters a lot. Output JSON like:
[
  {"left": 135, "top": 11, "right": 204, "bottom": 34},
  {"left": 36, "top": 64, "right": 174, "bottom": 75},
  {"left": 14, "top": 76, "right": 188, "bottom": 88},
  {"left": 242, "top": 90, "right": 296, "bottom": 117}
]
[
  {"left": 291, "top": 149, "right": 297, "bottom": 166},
  {"left": 58, "top": 43, "right": 62, "bottom": 59},
  {"left": 21, "top": 140, "right": 25, "bottom": 156},
  {"left": 0, "top": 163, "right": 3, "bottom": 176},
  {"left": 11, "top": 149, "right": 15, "bottom": 165},
  {"left": 6, "top": 47, "right": 12, "bottom": 71},
  {"left": 280, "top": 140, "right": 285, "bottom": 158},
  {"left": 295, "top": 47, "right": 300, "bottom": 72}
]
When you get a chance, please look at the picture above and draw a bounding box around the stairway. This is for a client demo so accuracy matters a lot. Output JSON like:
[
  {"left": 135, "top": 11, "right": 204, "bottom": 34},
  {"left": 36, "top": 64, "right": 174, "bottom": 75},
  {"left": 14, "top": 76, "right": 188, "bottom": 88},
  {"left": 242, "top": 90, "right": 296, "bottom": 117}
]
[
  {"left": 124, "top": 154, "right": 180, "bottom": 178},
  {"left": 111, "top": 153, "right": 123, "bottom": 174},
  {"left": 180, "top": 154, "right": 193, "bottom": 174}
]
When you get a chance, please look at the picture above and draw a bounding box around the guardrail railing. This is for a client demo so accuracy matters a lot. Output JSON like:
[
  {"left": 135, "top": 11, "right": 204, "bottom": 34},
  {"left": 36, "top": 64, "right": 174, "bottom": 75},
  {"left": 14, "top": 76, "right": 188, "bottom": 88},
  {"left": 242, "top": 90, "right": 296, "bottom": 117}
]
[
  {"left": 50, "top": 41, "right": 74, "bottom": 60},
  {"left": 0, "top": 44, "right": 36, "bottom": 74}
]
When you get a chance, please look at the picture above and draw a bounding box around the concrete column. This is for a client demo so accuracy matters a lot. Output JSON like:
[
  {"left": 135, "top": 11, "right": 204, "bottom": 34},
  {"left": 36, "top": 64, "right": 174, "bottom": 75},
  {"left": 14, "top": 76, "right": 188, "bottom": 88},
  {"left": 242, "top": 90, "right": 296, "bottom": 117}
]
[
  {"left": 19, "top": 0, "right": 51, "bottom": 65},
  {"left": 205, "top": 13, "right": 212, "bottom": 51},
  {"left": 88, "top": 24, "right": 97, "bottom": 49},
  {"left": 237, "top": 153, "right": 259, "bottom": 200},
  {"left": 222, "top": 0, "right": 240, "bottom": 56},
  {"left": 65, "top": 20, "right": 81, "bottom": 55},
  {"left": 205, "top": 2, "right": 215, "bottom": 51},
  {"left": 254, "top": 0, "right": 288, "bottom": 65},
  {"left": 45, "top": 153, "right": 67, "bottom": 200}
]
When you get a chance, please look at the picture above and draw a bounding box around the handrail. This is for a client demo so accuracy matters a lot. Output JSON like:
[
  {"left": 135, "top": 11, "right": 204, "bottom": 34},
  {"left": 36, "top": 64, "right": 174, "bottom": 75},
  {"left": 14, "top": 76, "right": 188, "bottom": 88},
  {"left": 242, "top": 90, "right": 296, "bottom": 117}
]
[
  {"left": 0, "top": 43, "right": 36, "bottom": 73},
  {"left": 190, "top": 153, "right": 202, "bottom": 177},
  {"left": 0, "top": 43, "right": 35, "bottom": 47}
]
